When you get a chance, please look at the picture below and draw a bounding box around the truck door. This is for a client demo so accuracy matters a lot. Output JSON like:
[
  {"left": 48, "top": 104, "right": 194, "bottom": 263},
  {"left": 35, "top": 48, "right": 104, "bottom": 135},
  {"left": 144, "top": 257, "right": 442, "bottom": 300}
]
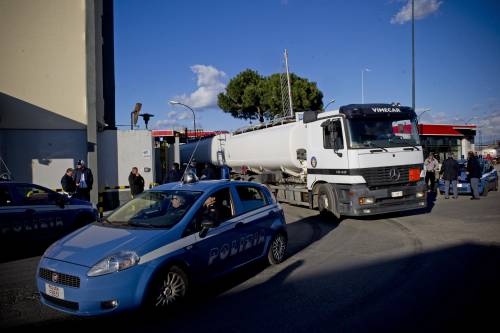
[{"left": 307, "top": 118, "right": 349, "bottom": 179}]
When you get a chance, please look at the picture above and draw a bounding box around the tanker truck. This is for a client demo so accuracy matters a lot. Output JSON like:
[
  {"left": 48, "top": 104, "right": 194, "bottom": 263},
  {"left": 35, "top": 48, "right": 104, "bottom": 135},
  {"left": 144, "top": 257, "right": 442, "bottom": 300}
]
[{"left": 180, "top": 104, "right": 427, "bottom": 217}]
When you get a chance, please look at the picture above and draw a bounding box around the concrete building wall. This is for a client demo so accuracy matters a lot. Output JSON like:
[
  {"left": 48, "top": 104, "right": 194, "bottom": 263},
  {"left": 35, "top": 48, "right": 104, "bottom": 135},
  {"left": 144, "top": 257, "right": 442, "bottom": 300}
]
[
  {"left": 0, "top": 0, "right": 115, "bottom": 204},
  {"left": 0, "top": 0, "right": 88, "bottom": 129},
  {"left": 0, "top": 129, "right": 87, "bottom": 189}
]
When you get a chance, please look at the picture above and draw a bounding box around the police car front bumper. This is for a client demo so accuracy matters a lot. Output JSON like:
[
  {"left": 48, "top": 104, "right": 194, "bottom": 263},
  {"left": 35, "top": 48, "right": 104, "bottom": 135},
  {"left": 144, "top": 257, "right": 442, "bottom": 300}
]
[
  {"left": 336, "top": 181, "right": 427, "bottom": 216},
  {"left": 36, "top": 257, "right": 152, "bottom": 316}
]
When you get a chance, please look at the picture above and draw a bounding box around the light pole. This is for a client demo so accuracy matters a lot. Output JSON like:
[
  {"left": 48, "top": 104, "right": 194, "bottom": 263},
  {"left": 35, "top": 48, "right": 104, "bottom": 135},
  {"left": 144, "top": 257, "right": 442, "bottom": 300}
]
[
  {"left": 416, "top": 108, "right": 431, "bottom": 122},
  {"left": 169, "top": 100, "right": 196, "bottom": 138},
  {"left": 323, "top": 99, "right": 336, "bottom": 111},
  {"left": 465, "top": 116, "right": 478, "bottom": 124},
  {"left": 412, "top": 0, "right": 416, "bottom": 111},
  {"left": 361, "top": 68, "right": 371, "bottom": 104}
]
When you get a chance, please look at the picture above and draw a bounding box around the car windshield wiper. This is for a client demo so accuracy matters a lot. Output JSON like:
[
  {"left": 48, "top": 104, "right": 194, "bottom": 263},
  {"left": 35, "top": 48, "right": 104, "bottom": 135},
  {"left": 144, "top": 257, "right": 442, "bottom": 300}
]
[
  {"left": 391, "top": 136, "right": 420, "bottom": 151},
  {"left": 363, "top": 142, "right": 388, "bottom": 152},
  {"left": 128, "top": 221, "right": 169, "bottom": 229}
]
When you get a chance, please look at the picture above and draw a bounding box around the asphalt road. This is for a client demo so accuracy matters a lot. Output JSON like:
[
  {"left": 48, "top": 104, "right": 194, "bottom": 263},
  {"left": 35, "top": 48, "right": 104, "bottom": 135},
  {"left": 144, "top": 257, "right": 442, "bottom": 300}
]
[{"left": 1, "top": 190, "right": 500, "bottom": 332}]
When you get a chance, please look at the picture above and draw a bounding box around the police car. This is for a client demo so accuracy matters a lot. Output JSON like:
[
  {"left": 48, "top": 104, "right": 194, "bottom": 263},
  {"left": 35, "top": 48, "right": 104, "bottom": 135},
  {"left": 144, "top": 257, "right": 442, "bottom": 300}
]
[
  {"left": 36, "top": 179, "right": 287, "bottom": 315},
  {"left": 438, "top": 159, "right": 499, "bottom": 196},
  {"left": 0, "top": 182, "right": 98, "bottom": 255}
]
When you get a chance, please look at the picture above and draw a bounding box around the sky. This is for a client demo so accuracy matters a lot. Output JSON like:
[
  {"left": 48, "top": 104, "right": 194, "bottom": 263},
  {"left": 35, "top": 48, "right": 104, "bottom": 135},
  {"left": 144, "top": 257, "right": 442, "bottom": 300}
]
[{"left": 114, "top": 0, "right": 500, "bottom": 142}]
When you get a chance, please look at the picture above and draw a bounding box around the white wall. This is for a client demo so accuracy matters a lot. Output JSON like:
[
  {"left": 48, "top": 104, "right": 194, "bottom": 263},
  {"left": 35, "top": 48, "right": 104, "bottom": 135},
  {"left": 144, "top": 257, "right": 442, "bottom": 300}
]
[{"left": 98, "top": 130, "right": 155, "bottom": 189}]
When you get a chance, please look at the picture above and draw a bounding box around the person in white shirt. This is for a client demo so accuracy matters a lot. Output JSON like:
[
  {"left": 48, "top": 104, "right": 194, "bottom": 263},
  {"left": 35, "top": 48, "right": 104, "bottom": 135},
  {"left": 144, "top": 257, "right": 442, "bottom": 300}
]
[{"left": 424, "top": 153, "right": 439, "bottom": 192}]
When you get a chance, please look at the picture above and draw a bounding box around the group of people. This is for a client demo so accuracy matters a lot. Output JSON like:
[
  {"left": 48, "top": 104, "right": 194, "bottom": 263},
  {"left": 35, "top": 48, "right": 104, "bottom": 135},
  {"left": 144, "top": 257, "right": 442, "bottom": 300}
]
[
  {"left": 424, "top": 151, "right": 483, "bottom": 200},
  {"left": 165, "top": 161, "right": 217, "bottom": 183},
  {"left": 60, "top": 160, "right": 93, "bottom": 201}
]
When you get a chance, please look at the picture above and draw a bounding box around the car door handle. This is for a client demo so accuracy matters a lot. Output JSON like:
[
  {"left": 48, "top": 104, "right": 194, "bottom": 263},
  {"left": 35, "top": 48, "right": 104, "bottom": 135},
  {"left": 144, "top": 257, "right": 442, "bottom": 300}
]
[{"left": 234, "top": 222, "right": 244, "bottom": 229}]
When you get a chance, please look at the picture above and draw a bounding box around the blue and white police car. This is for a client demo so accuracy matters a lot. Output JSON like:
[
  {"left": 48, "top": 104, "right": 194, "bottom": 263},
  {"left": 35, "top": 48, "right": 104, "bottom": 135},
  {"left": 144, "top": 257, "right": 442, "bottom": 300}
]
[
  {"left": 438, "top": 159, "right": 498, "bottom": 196},
  {"left": 36, "top": 178, "right": 287, "bottom": 315},
  {"left": 0, "top": 182, "right": 97, "bottom": 255}
]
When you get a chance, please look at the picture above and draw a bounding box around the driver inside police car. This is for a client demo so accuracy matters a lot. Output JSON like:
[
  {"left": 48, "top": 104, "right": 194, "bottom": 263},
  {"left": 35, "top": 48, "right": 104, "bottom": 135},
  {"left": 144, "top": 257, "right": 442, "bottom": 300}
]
[{"left": 170, "top": 194, "right": 186, "bottom": 209}]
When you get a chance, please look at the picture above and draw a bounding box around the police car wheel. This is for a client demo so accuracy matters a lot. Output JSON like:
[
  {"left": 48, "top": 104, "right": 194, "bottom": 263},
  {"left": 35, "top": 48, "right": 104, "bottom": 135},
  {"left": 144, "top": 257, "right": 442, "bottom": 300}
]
[
  {"left": 268, "top": 232, "right": 287, "bottom": 265},
  {"left": 151, "top": 266, "right": 188, "bottom": 309},
  {"left": 481, "top": 186, "right": 488, "bottom": 197}
]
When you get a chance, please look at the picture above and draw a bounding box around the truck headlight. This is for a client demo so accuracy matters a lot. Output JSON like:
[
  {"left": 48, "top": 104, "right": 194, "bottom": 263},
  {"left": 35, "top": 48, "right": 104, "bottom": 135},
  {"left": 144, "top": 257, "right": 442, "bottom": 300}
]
[
  {"left": 416, "top": 191, "right": 425, "bottom": 198},
  {"left": 87, "top": 251, "right": 139, "bottom": 277},
  {"left": 359, "top": 197, "right": 375, "bottom": 205}
]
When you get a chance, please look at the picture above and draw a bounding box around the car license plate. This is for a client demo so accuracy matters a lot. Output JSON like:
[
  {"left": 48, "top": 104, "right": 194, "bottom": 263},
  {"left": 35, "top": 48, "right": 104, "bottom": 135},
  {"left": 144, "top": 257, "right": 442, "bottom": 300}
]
[
  {"left": 45, "top": 283, "right": 64, "bottom": 300},
  {"left": 391, "top": 191, "right": 403, "bottom": 198},
  {"left": 457, "top": 183, "right": 463, "bottom": 188}
]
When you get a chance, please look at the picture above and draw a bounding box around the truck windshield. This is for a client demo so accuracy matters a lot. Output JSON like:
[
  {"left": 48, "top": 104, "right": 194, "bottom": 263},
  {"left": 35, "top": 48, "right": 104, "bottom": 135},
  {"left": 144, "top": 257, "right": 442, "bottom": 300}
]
[
  {"left": 104, "top": 190, "right": 202, "bottom": 228},
  {"left": 347, "top": 118, "right": 420, "bottom": 149}
]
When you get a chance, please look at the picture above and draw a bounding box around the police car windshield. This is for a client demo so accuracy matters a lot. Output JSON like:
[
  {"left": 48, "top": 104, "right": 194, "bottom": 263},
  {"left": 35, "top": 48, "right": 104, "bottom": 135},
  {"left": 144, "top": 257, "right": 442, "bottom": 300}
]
[
  {"left": 106, "top": 190, "right": 202, "bottom": 228},
  {"left": 348, "top": 117, "right": 420, "bottom": 149}
]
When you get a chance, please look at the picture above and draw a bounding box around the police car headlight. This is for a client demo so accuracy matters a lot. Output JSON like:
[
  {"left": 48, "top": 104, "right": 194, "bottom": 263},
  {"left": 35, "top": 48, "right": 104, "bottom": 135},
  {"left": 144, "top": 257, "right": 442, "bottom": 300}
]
[{"left": 87, "top": 251, "right": 139, "bottom": 277}]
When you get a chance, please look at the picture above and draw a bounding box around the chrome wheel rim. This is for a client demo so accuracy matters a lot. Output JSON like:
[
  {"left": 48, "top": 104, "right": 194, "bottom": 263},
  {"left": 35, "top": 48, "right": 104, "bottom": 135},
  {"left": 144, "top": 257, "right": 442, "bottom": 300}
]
[
  {"left": 272, "top": 234, "right": 287, "bottom": 262},
  {"left": 155, "top": 271, "right": 186, "bottom": 307}
]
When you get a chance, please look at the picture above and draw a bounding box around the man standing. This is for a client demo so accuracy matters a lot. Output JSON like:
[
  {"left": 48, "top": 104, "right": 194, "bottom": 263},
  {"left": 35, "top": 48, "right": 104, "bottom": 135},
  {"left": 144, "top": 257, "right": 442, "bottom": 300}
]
[
  {"left": 128, "top": 167, "right": 145, "bottom": 198},
  {"left": 201, "top": 163, "right": 216, "bottom": 180},
  {"left": 167, "top": 163, "right": 182, "bottom": 183},
  {"left": 424, "top": 153, "right": 439, "bottom": 192},
  {"left": 441, "top": 154, "right": 459, "bottom": 199},
  {"left": 467, "top": 151, "right": 481, "bottom": 200},
  {"left": 61, "top": 168, "right": 76, "bottom": 195},
  {"left": 73, "top": 160, "right": 93, "bottom": 201}
]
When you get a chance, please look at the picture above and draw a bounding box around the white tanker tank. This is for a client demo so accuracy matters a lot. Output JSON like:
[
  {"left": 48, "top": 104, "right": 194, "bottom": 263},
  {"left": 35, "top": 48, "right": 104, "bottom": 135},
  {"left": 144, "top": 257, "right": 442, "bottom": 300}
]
[{"left": 180, "top": 120, "right": 307, "bottom": 175}]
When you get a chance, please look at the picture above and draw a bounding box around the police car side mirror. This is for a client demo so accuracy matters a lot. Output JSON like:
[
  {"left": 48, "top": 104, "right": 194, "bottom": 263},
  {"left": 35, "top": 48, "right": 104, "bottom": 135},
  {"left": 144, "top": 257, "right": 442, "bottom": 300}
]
[{"left": 199, "top": 219, "right": 216, "bottom": 238}]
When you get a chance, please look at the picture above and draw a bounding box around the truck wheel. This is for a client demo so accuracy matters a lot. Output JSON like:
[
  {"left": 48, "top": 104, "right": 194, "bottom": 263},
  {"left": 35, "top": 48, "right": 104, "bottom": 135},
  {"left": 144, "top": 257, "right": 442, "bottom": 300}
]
[
  {"left": 318, "top": 184, "right": 335, "bottom": 217},
  {"left": 148, "top": 266, "right": 188, "bottom": 310},
  {"left": 268, "top": 232, "right": 287, "bottom": 265}
]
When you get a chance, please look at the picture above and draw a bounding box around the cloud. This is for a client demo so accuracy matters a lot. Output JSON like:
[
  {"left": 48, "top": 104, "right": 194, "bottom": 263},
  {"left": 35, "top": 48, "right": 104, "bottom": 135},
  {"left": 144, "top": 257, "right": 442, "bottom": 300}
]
[
  {"left": 173, "top": 65, "right": 226, "bottom": 109},
  {"left": 391, "top": 0, "right": 443, "bottom": 24},
  {"left": 153, "top": 110, "right": 195, "bottom": 129}
]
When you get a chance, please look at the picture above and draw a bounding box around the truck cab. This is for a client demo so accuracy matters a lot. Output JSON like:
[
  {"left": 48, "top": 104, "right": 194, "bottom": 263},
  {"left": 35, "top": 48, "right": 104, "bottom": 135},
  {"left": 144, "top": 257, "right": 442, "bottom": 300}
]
[{"left": 305, "top": 104, "right": 426, "bottom": 216}]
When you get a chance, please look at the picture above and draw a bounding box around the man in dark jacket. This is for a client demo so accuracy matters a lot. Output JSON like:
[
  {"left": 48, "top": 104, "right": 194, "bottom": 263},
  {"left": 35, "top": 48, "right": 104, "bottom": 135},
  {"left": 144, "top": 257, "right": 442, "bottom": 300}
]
[
  {"left": 440, "top": 154, "right": 459, "bottom": 199},
  {"left": 467, "top": 151, "right": 481, "bottom": 200},
  {"left": 61, "top": 168, "right": 76, "bottom": 195},
  {"left": 167, "top": 163, "right": 182, "bottom": 183},
  {"left": 73, "top": 160, "right": 93, "bottom": 201},
  {"left": 201, "top": 163, "right": 216, "bottom": 180},
  {"left": 128, "top": 167, "right": 145, "bottom": 198}
]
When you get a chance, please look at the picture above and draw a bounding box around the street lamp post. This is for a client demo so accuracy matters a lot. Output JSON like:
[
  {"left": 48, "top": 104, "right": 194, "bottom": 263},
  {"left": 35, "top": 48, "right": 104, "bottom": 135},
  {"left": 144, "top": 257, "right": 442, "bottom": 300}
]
[
  {"left": 465, "top": 116, "right": 478, "bottom": 124},
  {"left": 361, "top": 69, "right": 371, "bottom": 104},
  {"left": 323, "top": 99, "right": 336, "bottom": 111},
  {"left": 416, "top": 108, "right": 431, "bottom": 122},
  {"left": 169, "top": 100, "right": 196, "bottom": 138}
]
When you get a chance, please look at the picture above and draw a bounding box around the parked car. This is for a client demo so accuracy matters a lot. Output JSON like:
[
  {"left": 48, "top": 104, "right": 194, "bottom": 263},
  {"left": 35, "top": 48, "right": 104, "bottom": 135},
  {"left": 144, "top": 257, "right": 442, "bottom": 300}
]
[
  {"left": 438, "top": 159, "right": 498, "bottom": 196},
  {"left": 36, "top": 179, "right": 287, "bottom": 316},
  {"left": 0, "top": 182, "right": 97, "bottom": 260}
]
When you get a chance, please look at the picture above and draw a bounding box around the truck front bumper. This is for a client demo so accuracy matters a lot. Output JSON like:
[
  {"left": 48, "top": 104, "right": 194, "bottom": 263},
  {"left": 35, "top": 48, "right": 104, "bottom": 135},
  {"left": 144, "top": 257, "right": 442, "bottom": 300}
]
[{"left": 336, "top": 181, "right": 427, "bottom": 216}]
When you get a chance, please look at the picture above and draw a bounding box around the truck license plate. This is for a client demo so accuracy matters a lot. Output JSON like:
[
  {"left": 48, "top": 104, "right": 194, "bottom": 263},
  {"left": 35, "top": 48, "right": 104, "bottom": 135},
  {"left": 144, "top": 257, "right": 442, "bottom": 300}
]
[
  {"left": 45, "top": 283, "right": 64, "bottom": 300},
  {"left": 391, "top": 191, "right": 403, "bottom": 198}
]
